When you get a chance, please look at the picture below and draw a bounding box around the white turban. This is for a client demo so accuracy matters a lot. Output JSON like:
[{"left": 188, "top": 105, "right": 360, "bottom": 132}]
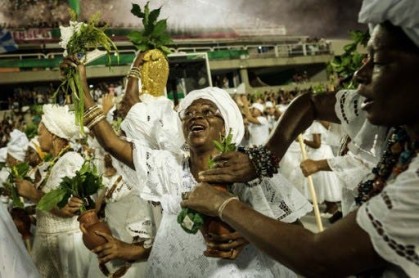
[
  {"left": 41, "top": 104, "right": 81, "bottom": 140},
  {"left": 0, "top": 147, "right": 7, "bottom": 163},
  {"left": 251, "top": 103, "right": 265, "bottom": 113},
  {"left": 178, "top": 87, "right": 244, "bottom": 145},
  {"left": 359, "top": 0, "right": 419, "bottom": 47},
  {"left": 7, "top": 129, "right": 29, "bottom": 162}
]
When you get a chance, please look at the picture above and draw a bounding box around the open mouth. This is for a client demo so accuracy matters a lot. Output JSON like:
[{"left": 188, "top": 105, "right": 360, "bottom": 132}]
[{"left": 189, "top": 123, "right": 206, "bottom": 133}]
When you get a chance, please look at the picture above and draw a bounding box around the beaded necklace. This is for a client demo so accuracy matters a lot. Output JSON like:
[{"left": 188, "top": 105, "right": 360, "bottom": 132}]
[{"left": 355, "top": 126, "right": 419, "bottom": 206}]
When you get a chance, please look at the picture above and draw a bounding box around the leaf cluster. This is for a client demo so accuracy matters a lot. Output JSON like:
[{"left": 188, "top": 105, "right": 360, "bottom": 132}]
[
  {"left": 59, "top": 12, "right": 119, "bottom": 134},
  {"left": 208, "top": 129, "right": 235, "bottom": 169},
  {"left": 1, "top": 162, "right": 31, "bottom": 208},
  {"left": 127, "top": 2, "right": 173, "bottom": 55},
  {"left": 329, "top": 30, "right": 370, "bottom": 89},
  {"left": 37, "top": 160, "right": 103, "bottom": 212}
]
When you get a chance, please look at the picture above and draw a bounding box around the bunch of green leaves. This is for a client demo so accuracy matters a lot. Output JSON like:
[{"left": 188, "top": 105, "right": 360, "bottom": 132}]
[
  {"left": 329, "top": 30, "right": 370, "bottom": 89},
  {"left": 2, "top": 162, "right": 31, "bottom": 208},
  {"left": 127, "top": 2, "right": 173, "bottom": 55},
  {"left": 57, "top": 11, "right": 119, "bottom": 134},
  {"left": 37, "top": 159, "right": 103, "bottom": 213},
  {"left": 24, "top": 123, "right": 38, "bottom": 139},
  {"left": 177, "top": 129, "right": 235, "bottom": 234}
]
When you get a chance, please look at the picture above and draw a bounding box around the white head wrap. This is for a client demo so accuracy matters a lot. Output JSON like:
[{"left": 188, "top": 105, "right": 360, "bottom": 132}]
[
  {"left": 41, "top": 104, "right": 81, "bottom": 140},
  {"left": 7, "top": 129, "right": 29, "bottom": 161},
  {"left": 265, "top": 101, "right": 274, "bottom": 109},
  {"left": 251, "top": 103, "right": 265, "bottom": 114},
  {"left": 178, "top": 87, "right": 244, "bottom": 145},
  {"left": 0, "top": 147, "right": 7, "bottom": 163},
  {"left": 359, "top": 0, "right": 419, "bottom": 47}
]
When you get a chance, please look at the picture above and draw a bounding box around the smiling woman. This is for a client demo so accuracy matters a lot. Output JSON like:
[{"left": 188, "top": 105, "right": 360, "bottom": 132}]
[{"left": 68, "top": 50, "right": 312, "bottom": 275}]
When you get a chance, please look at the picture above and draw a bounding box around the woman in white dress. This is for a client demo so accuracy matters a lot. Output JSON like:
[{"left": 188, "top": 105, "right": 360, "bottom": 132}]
[
  {"left": 71, "top": 56, "right": 312, "bottom": 276},
  {"left": 16, "top": 105, "right": 90, "bottom": 278},
  {"left": 302, "top": 121, "right": 342, "bottom": 213}
]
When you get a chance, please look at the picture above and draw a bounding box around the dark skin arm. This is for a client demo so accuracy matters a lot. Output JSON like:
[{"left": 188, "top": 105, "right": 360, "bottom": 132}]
[
  {"left": 303, "top": 133, "right": 321, "bottom": 149},
  {"left": 199, "top": 92, "right": 340, "bottom": 183},
  {"left": 182, "top": 184, "right": 386, "bottom": 277},
  {"left": 61, "top": 53, "right": 145, "bottom": 169}
]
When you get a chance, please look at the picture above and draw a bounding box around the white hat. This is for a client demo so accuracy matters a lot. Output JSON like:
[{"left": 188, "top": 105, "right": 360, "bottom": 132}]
[
  {"left": 251, "top": 103, "right": 264, "bottom": 114},
  {"left": 7, "top": 129, "right": 29, "bottom": 162},
  {"left": 41, "top": 104, "right": 81, "bottom": 140},
  {"left": 359, "top": 0, "right": 419, "bottom": 47},
  {"left": 179, "top": 87, "right": 244, "bottom": 146},
  {"left": 28, "top": 136, "right": 45, "bottom": 160},
  {"left": 265, "top": 101, "right": 274, "bottom": 109}
]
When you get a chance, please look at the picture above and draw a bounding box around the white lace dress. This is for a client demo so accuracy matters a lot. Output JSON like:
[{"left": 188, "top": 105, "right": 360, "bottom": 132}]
[
  {"left": 131, "top": 143, "right": 312, "bottom": 278},
  {"left": 32, "top": 151, "right": 90, "bottom": 278},
  {"left": 357, "top": 155, "right": 419, "bottom": 277}
]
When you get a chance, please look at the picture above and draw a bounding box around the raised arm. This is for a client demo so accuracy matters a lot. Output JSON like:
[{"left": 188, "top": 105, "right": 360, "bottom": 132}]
[{"left": 62, "top": 57, "right": 135, "bottom": 168}]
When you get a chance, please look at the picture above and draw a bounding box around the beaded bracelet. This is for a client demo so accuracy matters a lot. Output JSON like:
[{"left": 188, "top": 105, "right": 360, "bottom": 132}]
[
  {"left": 218, "top": 196, "right": 239, "bottom": 220},
  {"left": 238, "top": 146, "right": 280, "bottom": 183}
]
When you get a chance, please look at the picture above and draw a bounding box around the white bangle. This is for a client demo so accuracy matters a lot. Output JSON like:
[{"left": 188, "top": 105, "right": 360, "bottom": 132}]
[{"left": 218, "top": 196, "right": 239, "bottom": 220}]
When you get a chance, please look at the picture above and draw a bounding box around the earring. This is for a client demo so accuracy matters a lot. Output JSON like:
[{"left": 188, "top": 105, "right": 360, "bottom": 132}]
[{"left": 181, "top": 143, "right": 190, "bottom": 152}]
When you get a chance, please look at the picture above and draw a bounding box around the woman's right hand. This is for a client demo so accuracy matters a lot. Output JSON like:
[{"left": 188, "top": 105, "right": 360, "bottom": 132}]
[
  {"left": 181, "top": 183, "right": 233, "bottom": 217},
  {"left": 58, "top": 196, "right": 84, "bottom": 218},
  {"left": 300, "top": 159, "right": 320, "bottom": 177}
]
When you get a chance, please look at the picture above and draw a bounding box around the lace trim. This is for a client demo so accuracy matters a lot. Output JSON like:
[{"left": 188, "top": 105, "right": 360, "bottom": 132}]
[{"left": 365, "top": 202, "right": 419, "bottom": 265}]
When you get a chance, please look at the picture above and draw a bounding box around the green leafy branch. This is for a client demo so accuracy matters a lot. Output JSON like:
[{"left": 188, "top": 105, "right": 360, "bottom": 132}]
[
  {"left": 2, "top": 162, "right": 30, "bottom": 208},
  {"left": 127, "top": 2, "right": 173, "bottom": 55},
  {"left": 57, "top": 11, "right": 119, "bottom": 134},
  {"left": 37, "top": 159, "right": 103, "bottom": 213},
  {"left": 329, "top": 30, "right": 370, "bottom": 89},
  {"left": 178, "top": 129, "right": 235, "bottom": 234}
]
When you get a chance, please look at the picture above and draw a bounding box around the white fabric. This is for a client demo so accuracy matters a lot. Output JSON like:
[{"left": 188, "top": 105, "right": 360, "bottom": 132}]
[
  {"left": 334, "top": 90, "right": 387, "bottom": 165},
  {"left": 7, "top": 129, "right": 29, "bottom": 161},
  {"left": 42, "top": 104, "right": 81, "bottom": 140},
  {"left": 130, "top": 142, "right": 311, "bottom": 277},
  {"left": 0, "top": 147, "right": 7, "bottom": 162},
  {"left": 88, "top": 175, "right": 155, "bottom": 277},
  {"left": 358, "top": 0, "right": 419, "bottom": 47},
  {"left": 265, "top": 101, "right": 274, "bottom": 108},
  {"left": 178, "top": 87, "right": 244, "bottom": 145},
  {"left": 301, "top": 122, "right": 342, "bottom": 203},
  {"left": 0, "top": 203, "right": 40, "bottom": 278},
  {"left": 357, "top": 155, "right": 419, "bottom": 277},
  {"left": 251, "top": 102, "right": 265, "bottom": 113},
  {"left": 32, "top": 151, "right": 90, "bottom": 277},
  {"left": 28, "top": 136, "right": 40, "bottom": 151},
  {"left": 327, "top": 151, "right": 375, "bottom": 215},
  {"left": 121, "top": 94, "right": 184, "bottom": 154},
  {"left": 248, "top": 116, "right": 270, "bottom": 146}
]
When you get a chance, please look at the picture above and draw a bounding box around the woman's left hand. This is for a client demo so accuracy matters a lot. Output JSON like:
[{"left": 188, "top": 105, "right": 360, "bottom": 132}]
[{"left": 205, "top": 231, "right": 249, "bottom": 259}]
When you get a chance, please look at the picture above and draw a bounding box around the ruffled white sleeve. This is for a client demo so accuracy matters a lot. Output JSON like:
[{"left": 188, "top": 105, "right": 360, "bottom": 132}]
[
  {"left": 334, "top": 90, "right": 387, "bottom": 164},
  {"left": 232, "top": 173, "right": 312, "bottom": 223},
  {"left": 131, "top": 142, "right": 183, "bottom": 213},
  {"left": 356, "top": 156, "right": 419, "bottom": 277}
]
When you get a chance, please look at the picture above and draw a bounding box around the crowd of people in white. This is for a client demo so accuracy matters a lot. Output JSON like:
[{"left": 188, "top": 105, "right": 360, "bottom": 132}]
[{"left": 1, "top": 0, "right": 419, "bottom": 277}]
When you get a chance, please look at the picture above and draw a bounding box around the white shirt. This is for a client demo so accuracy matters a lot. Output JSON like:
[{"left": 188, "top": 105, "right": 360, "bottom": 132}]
[{"left": 248, "top": 116, "right": 270, "bottom": 146}]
